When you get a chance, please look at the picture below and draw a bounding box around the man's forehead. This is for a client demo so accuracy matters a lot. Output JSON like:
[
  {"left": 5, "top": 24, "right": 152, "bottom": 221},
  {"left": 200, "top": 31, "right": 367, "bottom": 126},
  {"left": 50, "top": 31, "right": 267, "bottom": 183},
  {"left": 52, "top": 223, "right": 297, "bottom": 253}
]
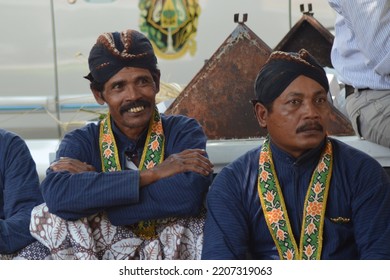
[
  {"left": 280, "top": 76, "right": 328, "bottom": 94},
  {"left": 108, "top": 67, "right": 152, "bottom": 80}
]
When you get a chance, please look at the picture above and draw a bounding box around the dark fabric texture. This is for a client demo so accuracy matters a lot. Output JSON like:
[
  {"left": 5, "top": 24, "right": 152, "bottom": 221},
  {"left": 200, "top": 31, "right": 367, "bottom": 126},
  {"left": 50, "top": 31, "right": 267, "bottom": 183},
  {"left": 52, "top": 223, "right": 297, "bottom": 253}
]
[
  {"left": 201, "top": 137, "right": 390, "bottom": 260},
  {"left": 254, "top": 49, "right": 330, "bottom": 105},
  {"left": 85, "top": 29, "right": 159, "bottom": 85},
  {"left": 40, "top": 114, "right": 212, "bottom": 225},
  {"left": 0, "top": 129, "right": 43, "bottom": 254}
]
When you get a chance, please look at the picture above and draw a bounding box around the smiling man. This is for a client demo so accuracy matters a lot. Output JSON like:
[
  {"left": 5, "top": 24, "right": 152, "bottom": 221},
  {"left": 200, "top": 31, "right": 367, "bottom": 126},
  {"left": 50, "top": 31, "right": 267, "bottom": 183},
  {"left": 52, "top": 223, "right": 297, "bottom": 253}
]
[
  {"left": 201, "top": 49, "right": 390, "bottom": 260},
  {"left": 34, "top": 29, "right": 213, "bottom": 259}
]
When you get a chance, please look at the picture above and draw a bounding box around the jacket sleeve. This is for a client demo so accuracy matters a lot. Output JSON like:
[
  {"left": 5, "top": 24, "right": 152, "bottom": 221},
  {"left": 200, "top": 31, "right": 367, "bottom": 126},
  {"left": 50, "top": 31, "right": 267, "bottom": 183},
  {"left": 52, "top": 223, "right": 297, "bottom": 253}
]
[
  {"left": 201, "top": 160, "right": 251, "bottom": 260},
  {"left": 0, "top": 134, "right": 43, "bottom": 254},
  {"left": 40, "top": 126, "right": 141, "bottom": 221},
  {"left": 41, "top": 117, "right": 212, "bottom": 223},
  {"left": 351, "top": 163, "right": 390, "bottom": 259}
]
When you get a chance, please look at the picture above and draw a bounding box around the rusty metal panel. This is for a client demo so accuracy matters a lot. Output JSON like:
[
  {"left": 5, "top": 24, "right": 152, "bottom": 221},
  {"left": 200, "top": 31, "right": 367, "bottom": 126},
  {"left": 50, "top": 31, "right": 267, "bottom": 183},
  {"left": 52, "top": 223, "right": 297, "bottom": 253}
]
[
  {"left": 327, "top": 103, "right": 355, "bottom": 136},
  {"left": 166, "top": 13, "right": 354, "bottom": 139},
  {"left": 165, "top": 22, "right": 272, "bottom": 140},
  {"left": 274, "top": 14, "right": 334, "bottom": 68}
]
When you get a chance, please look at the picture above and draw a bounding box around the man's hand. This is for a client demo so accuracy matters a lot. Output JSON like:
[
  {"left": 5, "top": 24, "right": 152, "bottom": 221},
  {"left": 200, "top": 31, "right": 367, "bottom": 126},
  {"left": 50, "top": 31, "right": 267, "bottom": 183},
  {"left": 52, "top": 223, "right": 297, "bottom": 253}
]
[
  {"left": 50, "top": 157, "right": 96, "bottom": 174},
  {"left": 140, "top": 149, "right": 214, "bottom": 186}
]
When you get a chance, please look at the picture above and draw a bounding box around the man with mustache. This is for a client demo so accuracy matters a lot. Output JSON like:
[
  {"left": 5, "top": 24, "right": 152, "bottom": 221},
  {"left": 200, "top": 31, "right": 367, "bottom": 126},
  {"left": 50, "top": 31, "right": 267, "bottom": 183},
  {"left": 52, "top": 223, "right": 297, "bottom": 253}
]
[
  {"left": 33, "top": 29, "right": 213, "bottom": 259},
  {"left": 201, "top": 49, "right": 390, "bottom": 260}
]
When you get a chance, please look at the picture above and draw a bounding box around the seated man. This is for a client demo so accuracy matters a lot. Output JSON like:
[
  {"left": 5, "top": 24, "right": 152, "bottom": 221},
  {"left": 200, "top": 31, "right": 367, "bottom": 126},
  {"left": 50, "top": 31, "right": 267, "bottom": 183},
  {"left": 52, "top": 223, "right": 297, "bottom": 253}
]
[
  {"left": 30, "top": 29, "right": 213, "bottom": 260},
  {"left": 0, "top": 129, "right": 49, "bottom": 259},
  {"left": 201, "top": 49, "right": 390, "bottom": 260}
]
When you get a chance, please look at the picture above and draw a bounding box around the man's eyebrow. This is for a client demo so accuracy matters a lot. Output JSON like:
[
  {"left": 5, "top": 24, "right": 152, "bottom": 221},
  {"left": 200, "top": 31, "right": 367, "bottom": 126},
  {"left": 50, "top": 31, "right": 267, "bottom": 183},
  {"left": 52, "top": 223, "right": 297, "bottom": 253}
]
[
  {"left": 286, "top": 89, "right": 327, "bottom": 97},
  {"left": 285, "top": 91, "right": 304, "bottom": 98},
  {"left": 313, "top": 89, "right": 328, "bottom": 96},
  {"left": 110, "top": 79, "right": 126, "bottom": 88},
  {"left": 135, "top": 74, "right": 154, "bottom": 81}
]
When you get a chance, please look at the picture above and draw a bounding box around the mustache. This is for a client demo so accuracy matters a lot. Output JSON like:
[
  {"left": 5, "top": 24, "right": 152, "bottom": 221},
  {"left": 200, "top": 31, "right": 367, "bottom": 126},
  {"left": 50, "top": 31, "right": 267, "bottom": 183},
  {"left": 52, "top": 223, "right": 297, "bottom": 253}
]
[
  {"left": 296, "top": 122, "right": 324, "bottom": 133},
  {"left": 119, "top": 100, "right": 151, "bottom": 115}
]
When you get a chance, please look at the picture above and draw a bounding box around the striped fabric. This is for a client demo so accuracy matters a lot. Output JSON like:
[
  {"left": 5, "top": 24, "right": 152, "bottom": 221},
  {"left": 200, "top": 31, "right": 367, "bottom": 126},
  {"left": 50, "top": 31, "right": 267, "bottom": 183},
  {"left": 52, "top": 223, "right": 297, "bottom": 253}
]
[
  {"left": 202, "top": 137, "right": 390, "bottom": 259},
  {"left": 0, "top": 129, "right": 43, "bottom": 254},
  {"left": 329, "top": 0, "right": 390, "bottom": 89}
]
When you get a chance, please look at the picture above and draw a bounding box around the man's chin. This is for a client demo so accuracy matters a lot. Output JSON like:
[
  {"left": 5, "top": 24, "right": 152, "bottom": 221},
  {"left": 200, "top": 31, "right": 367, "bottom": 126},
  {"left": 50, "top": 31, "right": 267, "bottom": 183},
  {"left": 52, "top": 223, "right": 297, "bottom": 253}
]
[{"left": 124, "top": 118, "right": 150, "bottom": 130}]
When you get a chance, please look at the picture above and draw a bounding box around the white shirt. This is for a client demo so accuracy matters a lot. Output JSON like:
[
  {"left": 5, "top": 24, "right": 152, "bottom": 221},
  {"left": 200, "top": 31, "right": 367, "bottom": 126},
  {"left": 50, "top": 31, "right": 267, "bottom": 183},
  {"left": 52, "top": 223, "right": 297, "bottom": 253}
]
[{"left": 329, "top": 0, "right": 390, "bottom": 89}]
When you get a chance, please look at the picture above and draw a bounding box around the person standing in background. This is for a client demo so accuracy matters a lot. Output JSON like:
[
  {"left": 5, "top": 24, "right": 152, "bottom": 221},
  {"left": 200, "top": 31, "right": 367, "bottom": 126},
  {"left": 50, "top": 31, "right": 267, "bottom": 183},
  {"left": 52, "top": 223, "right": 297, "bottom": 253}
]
[{"left": 328, "top": 0, "right": 390, "bottom": 147}]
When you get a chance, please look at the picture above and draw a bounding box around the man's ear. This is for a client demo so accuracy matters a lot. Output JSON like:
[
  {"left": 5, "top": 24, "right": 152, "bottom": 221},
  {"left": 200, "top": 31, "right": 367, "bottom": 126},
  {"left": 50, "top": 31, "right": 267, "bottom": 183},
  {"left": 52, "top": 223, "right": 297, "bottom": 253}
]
[
  {"left": 152, "top": 69, "right": 161, "bottom": 93},
  {"left": 92, "top": 88, "right": 105, "bottom": 105},
  {"left": 254, "top": 102, "right": 268, "bottom": 128}
]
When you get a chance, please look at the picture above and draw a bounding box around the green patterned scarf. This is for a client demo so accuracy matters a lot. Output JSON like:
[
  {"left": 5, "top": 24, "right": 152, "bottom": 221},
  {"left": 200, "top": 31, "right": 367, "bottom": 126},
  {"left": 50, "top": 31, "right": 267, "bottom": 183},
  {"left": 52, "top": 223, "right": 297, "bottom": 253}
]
[
  {"left": 257, "top": 136, "right": 333, "bottom": 260},
  {"left": 99, "top": 106, "right": 165, "bottom": 239}
]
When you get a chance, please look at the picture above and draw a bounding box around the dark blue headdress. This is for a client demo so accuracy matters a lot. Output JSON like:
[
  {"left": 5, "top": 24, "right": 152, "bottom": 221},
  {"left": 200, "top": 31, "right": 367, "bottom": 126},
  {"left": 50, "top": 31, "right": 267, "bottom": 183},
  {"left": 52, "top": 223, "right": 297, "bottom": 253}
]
[{"left": 254, "top": 49, "right": 329, "bottom": 105}]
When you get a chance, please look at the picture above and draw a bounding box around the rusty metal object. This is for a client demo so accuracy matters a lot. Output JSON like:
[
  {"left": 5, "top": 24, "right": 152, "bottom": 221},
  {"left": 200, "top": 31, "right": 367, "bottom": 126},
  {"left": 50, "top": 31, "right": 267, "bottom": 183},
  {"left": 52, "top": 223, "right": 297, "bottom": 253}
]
[
  {"left": 274, "top": 13, "right": 334, "bottom": 68},
  {"left": 166, "top": 12, "right": 354, "bottom": 139},
  {"left": 165, "top": 17, "right": 272, "bottom": 139},
  {"left": 327, "top": 103, "right": 355, "bottom": 136}
]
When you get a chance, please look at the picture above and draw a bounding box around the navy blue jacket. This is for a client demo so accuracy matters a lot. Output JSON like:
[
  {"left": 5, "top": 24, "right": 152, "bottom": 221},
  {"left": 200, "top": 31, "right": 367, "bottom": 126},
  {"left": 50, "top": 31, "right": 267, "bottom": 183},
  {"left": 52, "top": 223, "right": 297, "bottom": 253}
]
[
  {"left": 0, "top": 129, "right": 43, "bottom": 254},
  {"left": 202, "top": 138, "right": 390, "bottom": 260},
  {"left": 40, "top": 114, "right": 212, "bottom": 225}
]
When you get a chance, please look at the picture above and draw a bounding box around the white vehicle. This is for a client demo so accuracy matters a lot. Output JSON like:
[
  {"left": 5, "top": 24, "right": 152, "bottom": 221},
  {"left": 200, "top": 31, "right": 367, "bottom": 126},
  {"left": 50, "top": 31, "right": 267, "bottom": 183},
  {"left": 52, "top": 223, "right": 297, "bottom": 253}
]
[{"left": 1, "top": 0, "right": 389, "bottom": 180}]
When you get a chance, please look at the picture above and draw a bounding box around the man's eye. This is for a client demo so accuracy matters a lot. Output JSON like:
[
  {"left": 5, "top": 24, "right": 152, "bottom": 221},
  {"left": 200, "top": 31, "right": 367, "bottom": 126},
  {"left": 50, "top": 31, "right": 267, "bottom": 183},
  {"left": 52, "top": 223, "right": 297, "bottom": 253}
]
[
  {"left": 316, "top": 97, "right": 327, "bottom": 104},
  {"left": 137, "top": 77, "right": 153, "bottom": 86},
  {"left": 111, "top": 83, "right": 123, "bottom": 90},
  {"left": 288, "top": 99, "right": 301, "bottom": 105},
  {"left": 139, "top": 78, "right": 148, "bottom": 84}
]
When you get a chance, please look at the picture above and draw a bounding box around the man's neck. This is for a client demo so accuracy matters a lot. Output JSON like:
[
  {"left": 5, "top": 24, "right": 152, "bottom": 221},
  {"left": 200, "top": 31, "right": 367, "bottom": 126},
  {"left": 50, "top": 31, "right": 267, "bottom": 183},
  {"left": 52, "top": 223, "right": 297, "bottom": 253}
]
[{"left": 269, "top": 137, "right": 327, "bottom": 166}]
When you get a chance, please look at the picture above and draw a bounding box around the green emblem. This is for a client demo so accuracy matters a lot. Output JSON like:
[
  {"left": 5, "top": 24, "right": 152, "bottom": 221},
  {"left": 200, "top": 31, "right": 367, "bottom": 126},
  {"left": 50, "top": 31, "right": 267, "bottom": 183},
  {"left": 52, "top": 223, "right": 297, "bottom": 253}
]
[{"left": 139, "top": 0, "right": 201, "bottom": 59}]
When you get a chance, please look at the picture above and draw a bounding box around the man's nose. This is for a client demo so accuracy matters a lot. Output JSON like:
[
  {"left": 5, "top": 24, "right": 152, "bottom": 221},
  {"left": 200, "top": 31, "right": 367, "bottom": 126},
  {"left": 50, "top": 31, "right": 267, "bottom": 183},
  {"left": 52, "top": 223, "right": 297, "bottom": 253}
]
[
  {"left": 123, "top": 84, "right": 138, "bottom": 100},
  {"left": 304, "top": 102, "right": 321, "bottom": 118}
]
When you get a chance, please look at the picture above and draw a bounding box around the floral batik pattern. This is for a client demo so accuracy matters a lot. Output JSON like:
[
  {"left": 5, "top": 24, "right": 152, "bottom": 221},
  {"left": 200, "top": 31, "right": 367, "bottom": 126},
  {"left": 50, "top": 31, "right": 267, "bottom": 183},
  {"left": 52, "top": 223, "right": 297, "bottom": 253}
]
[
  {"left": 0, "top": 241, "right": 52, "bottom": 260},
  {"left": 257, "top": 136, "right": 332, "bottom": 260},
  {"left": 30, "top": 204, "right": 205, "bottom": 260}
]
